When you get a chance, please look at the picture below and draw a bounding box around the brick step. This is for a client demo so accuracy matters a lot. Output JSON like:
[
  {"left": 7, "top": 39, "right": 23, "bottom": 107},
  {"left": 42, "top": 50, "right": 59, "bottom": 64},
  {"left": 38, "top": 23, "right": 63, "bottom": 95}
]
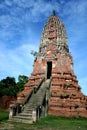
[
  {"left": 13, "top": 115, "right": 32, "bottom": 120},
  {"left": 25, "top": 104, "right": 36, "bottom": 108},
  {"left": 23, "top": 109, "right": 32, "bottom": 112},
  {"left": 12, "top": 116, "right": 33, "bottom": 124},
  {"left": 19, "top": 113, "right": 32, "bottom": 116}
]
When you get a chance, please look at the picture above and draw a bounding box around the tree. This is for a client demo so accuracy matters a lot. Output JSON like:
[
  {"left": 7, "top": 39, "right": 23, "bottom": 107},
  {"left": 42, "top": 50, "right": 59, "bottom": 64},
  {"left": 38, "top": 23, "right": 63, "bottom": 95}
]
[
  {"left": 0, "top": 77, "right": 17, "bottom": 97},
  {"left": 0, "top": 75, "right": 28, "bottom": 97},
  {"left": 16, "top": 75, "right": 28, "bottom": 92}
]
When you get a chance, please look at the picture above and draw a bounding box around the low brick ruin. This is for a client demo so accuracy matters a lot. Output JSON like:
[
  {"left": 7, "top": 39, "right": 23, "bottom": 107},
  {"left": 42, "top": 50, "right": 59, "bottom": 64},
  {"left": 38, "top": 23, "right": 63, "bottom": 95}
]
[{"left": 16, "top": 13, "right": 87, "bottom": 117}]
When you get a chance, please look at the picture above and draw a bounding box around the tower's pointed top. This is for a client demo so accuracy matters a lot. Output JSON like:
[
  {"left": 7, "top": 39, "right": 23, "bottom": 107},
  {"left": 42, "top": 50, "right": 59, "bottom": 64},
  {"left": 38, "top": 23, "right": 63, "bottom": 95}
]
[{"left": 52, "top": 10, "right": 56, "bottom": 16}]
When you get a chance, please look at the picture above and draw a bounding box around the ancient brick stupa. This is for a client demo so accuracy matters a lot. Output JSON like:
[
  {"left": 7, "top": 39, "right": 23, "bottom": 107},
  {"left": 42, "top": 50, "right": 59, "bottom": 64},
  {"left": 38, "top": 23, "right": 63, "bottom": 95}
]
[{"left": 10, "top": 12, "right": 87, "bottom": 122}]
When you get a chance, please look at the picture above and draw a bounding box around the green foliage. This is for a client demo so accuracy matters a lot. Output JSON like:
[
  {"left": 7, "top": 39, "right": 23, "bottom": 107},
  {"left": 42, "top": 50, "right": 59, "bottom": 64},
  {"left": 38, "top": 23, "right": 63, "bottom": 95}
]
[
  {"left": 72, "top": 93, "right": 76, "bottom": 96},
  {"left": 0, "top": 77, "right": 17, "bottom": 97},
  {"left": 74, "top": 104, "right": 79, "bottom": 109},
  {"left": 60, "top": 94, "right": 69, "bottom": 99},
  {"left": 78, "top": 85, "right": 81, "bottom": 91},
  {"left": 0, "top": 109, "right": 9, "bottom": 121},
  {"left": 0, "top": 75, "right": 28, "bottom": 97},
  {"left": 30, "top": 50, "right": 38, "bottom": 57},
  {"left": 16, "top": 75, "right": 28, "bottom": 92}
]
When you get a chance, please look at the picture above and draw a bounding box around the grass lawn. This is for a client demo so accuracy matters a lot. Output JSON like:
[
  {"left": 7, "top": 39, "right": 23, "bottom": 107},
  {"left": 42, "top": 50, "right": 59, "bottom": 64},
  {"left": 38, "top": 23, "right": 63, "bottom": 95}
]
[
  {"left": 35, "top": 115, "right": 87, "bottom": 130},
  {"left": 0, "top": 110, "right": 87, "bottom": 130},
  {"left": 0, "top": 109, "right": 9, "bottom": 121}
]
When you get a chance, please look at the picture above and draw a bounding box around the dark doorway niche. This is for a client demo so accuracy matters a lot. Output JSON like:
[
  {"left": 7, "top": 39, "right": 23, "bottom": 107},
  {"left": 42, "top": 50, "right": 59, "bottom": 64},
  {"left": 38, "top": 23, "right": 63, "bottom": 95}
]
[{"left": 47, "top": 61, "right": 52, "bottom": 79}]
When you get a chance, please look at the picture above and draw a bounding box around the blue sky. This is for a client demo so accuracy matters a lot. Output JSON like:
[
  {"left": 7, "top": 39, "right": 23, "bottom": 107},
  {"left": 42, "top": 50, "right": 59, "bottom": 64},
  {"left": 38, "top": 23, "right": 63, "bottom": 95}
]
[{"left": 0, "top": 0, "right": 87, "bottom": 95}]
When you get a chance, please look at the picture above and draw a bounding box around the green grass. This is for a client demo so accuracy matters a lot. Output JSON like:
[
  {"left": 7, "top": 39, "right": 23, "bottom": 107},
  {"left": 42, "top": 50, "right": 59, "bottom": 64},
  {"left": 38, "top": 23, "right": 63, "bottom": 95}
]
[
  {"left": 0, "top": 109, "right": 9, "bottom": 121},
  {"left": 34, "top": 115, "right": 87, "bottom": 130},
  {"left": 0, "top": 114, "right": 87, "bottom": 130}
]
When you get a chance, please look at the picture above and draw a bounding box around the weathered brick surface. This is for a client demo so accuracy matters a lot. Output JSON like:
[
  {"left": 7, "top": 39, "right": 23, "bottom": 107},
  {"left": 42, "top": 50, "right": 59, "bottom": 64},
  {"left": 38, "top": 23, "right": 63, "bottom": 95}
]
[{"left": 0, "top": 96, "right": 16, "bottom": 110}]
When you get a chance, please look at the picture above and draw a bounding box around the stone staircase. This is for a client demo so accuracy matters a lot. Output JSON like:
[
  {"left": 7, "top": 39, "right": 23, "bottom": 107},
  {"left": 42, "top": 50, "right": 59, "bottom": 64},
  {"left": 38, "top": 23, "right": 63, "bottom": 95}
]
[{"left": 10, "top": 79, "right": 51, "bottom": 123}]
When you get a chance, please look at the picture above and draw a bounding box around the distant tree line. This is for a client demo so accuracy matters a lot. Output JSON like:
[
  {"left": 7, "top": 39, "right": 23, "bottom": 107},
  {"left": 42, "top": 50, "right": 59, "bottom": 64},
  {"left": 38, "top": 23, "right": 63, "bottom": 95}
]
[{"left": 0, "top": 75, "right": 28, "bottom": 97}]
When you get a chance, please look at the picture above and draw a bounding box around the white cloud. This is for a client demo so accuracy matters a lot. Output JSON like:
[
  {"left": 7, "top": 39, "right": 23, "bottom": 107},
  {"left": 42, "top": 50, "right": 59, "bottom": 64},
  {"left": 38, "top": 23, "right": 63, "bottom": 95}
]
[
  {"left": 13, "top": 0, "right": 35, "bottom": 8},
  {"left": 61, "top": 0, "right": 87, "bottom": 16},
  {"left": 31, "top": 0, "right": 60, "bottom": 15},
  {"left": 4, "top": 0, "right": 61, "bottom": 22},
  {"left": 5, "top": 0, "right": 13, "bottom": 6},
  {"left": 0, "top": 42, "right": 38, "bottom": 81}
]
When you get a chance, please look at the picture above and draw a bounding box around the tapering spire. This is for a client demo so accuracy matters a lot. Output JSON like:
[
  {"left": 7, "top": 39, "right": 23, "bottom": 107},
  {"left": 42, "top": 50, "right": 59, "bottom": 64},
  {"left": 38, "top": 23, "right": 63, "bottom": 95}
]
[
  {"left": 40, "top": 12, "right": 69, "bottom": 54},
  {"left": 52, "top": 10, "right": 56, "bottom": 16}
]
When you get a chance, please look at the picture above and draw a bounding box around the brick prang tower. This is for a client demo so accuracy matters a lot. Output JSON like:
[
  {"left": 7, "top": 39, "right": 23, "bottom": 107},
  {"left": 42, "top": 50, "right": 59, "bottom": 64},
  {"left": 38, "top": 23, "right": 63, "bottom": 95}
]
[{"left": 17, "top": 13, "right": 87, "bottom": 117}]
